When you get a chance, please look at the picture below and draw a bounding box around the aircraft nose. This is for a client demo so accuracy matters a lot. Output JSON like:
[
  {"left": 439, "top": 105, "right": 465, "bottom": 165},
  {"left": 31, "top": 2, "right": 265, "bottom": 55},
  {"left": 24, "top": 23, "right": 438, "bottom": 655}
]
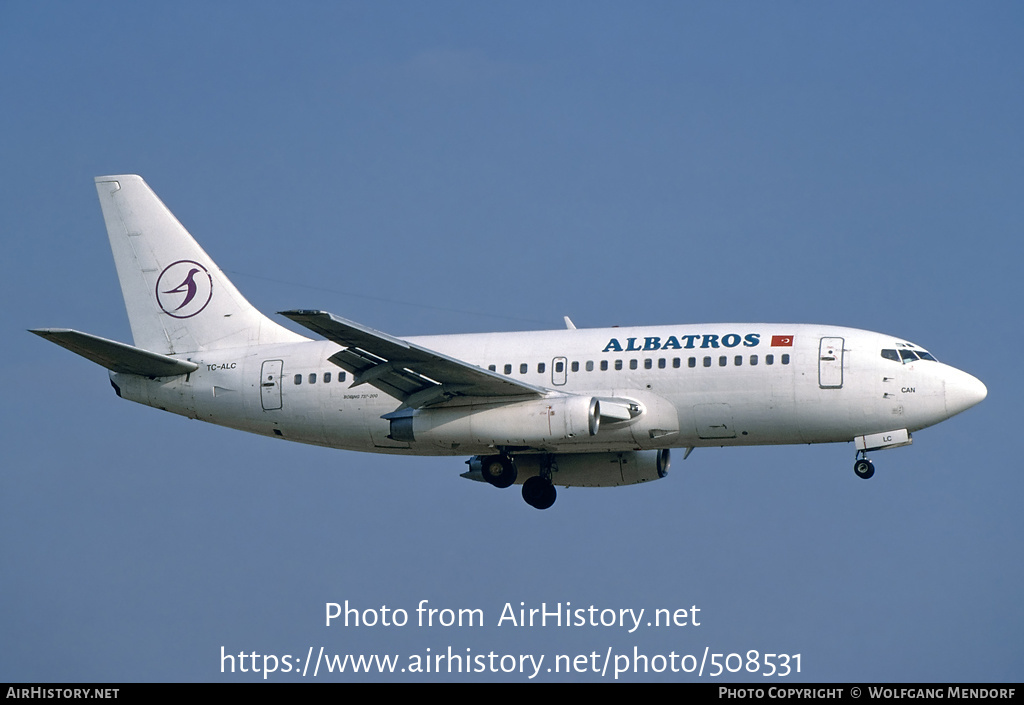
[{"left": 944, "top": 368, "right": 987, "bottom": 417}]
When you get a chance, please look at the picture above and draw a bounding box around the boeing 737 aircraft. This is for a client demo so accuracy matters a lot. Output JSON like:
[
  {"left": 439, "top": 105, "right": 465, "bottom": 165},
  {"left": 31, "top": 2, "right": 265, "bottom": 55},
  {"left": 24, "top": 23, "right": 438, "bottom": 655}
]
[{"left": 32, "top": 175, "right": 987, "bottom": 509}]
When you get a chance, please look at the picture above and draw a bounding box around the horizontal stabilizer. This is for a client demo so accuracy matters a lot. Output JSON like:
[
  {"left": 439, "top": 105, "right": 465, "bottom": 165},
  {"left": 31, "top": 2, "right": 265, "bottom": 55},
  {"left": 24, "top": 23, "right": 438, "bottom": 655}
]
[{"left": 29, "top": 329, "right": 199, "bottom": 377}]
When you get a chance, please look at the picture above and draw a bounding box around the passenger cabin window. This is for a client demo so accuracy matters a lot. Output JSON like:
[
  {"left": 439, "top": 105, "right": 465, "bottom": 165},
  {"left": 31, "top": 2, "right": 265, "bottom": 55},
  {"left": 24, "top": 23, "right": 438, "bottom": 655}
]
[
  {"left": 571, "top": 361, "right": 579, "bottom": 372},
  {"left": 538, "top": 362, "right": 546, "bottom": 373},
  {"left": 520, "top": 363, "right": 528, "bottom": 374},
  {"left": 555, "top": 361, "right": 564, "bottom": 373},
  {"left": 309, "top": 373, "right": 316, "bottom": 384},
  {"left": 600, "top": 361, "right": 609, "bottom": 371},
  {"left": 294, "top": 374, "right": 302, "bottom": 385},
  {"left": 324, "top": 372, "right": 331, "bottom": 383},
  {"left": 488, "top": 364, "right": 496, "bottom": 371},
  {"left": 781, "top": 354, "right": 790, "bottom": 365},
  {"left": 586, "top": 361, "right": 594, "bottom": 372},
  {"left": 504, "top": 364, "right": 512, "bottom": 375}
]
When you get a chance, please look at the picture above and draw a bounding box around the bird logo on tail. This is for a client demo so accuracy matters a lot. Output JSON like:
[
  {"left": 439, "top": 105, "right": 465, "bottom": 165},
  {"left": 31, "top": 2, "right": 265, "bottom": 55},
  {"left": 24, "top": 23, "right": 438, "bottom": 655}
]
[{"left": 155, "top": 260, "right": 213, "bottom": 318}]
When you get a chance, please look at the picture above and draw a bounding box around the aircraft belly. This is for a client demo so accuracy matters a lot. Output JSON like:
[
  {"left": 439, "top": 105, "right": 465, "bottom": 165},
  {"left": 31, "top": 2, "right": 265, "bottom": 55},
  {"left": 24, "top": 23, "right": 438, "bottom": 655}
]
[
  {"left": 320, "top": 383, "right": 395, "bottom": 451},
  {"left": 679, "top": 399, "right": 803, "bottom": 446},
  {"left": 693, "top": 403, "right": 736, "bottom": 439}
]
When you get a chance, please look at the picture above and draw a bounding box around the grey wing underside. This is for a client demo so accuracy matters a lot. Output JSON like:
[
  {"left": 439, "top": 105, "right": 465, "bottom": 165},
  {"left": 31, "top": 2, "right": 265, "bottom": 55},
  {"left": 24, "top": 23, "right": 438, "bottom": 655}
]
[{"left": 279, "top": 310, "right": 547, "bottom": 409}]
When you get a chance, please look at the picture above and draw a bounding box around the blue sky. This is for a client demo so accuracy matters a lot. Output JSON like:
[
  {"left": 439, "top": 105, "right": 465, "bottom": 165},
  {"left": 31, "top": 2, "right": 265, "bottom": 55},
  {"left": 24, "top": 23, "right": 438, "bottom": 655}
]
[{"left": 2, "top": 2, "right": 1021, "bottom": 682}]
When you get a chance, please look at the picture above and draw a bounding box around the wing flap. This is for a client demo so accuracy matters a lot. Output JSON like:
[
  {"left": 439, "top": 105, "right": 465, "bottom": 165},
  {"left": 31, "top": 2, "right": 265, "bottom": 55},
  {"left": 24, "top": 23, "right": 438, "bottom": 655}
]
[{"left": 30, "top": 328, "right": 199, "bottom": 377}]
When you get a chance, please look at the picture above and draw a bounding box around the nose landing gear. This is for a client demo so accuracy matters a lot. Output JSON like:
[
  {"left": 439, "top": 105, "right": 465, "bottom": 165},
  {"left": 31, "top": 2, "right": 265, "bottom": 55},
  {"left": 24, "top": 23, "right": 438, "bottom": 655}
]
[{"left": 853, "top": 452, "right": 875, "bottom": 480}]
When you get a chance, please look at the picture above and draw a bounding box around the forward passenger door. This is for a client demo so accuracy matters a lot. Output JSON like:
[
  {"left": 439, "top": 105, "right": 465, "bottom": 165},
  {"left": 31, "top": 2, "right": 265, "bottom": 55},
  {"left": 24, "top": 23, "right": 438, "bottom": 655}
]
[{"left": 818, "top": 338, "right": 844, "bottom": 389}]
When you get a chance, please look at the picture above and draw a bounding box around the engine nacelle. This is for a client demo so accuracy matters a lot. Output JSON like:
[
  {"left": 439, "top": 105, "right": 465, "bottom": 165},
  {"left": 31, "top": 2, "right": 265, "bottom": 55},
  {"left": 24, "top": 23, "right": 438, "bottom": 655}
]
[
  {"left": 466, "top": 449, "right": 671, "bottom": 488},
  {"left": 387, "top": 396, "right": 599, "bottom": 446}
]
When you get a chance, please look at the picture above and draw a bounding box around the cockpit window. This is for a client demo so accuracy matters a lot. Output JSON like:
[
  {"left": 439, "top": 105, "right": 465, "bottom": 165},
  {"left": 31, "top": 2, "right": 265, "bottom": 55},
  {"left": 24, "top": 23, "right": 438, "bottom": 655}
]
[{"left": 884, "top": 347, "right": 937, "bottom": 363}]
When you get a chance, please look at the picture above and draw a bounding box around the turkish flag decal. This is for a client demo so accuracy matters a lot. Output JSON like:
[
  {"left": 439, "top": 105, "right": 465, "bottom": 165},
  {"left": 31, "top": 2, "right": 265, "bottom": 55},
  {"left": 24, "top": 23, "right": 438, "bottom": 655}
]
[{"left": 771, "top": 335, "right": 794, "bottom": 347}]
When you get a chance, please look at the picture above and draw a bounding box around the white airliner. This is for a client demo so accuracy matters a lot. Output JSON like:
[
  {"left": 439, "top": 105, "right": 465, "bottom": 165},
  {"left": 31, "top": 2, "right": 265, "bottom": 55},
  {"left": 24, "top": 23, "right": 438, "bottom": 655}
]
[{"left": 32, "top": 175, "right": 987, "bottom": 509}]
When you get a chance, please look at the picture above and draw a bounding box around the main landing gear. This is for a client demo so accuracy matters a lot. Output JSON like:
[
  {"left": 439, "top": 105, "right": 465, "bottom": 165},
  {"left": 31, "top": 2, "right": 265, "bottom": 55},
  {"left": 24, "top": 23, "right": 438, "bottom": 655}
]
[
  {"left": 479, "top": 453, "right": 557, "bottom": 510},
  {"left": 522, "top": 476, "right": 556, "bottom": 510},
  {"left": 480, "top": 454, "right": 517, "bottom": 488},
  {"left": 853, "top": 451, "right": 875, "bottom": 480}
]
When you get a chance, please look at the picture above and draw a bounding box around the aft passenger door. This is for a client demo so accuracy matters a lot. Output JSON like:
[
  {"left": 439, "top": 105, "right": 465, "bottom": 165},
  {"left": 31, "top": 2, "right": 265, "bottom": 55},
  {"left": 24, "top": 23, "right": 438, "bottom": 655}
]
[
  {"left": 260, "top": 359, "right": 284, "bottom": 410},
  {"left": 818, "top": 337, "right": 844, "bottom": 389}
]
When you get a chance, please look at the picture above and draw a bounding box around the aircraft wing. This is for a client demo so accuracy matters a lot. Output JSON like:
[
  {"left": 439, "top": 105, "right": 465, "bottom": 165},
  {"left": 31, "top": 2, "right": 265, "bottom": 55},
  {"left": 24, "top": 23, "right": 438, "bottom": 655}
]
[{"left": 279, "top": 310, "right": 547, "bottom": 408}]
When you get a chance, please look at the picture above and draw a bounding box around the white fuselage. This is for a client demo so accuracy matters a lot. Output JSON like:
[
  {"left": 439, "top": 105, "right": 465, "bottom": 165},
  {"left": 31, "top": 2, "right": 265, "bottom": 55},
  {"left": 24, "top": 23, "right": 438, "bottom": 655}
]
[{"left": 110, "top": 322, "right": 984, "bottom": 458}]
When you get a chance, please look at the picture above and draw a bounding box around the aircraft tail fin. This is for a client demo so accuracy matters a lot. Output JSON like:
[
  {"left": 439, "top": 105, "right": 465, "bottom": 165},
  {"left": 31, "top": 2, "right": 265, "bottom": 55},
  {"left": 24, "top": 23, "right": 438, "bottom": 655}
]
[{"left": 94, "top": 175, "right": 306, "bottom": 354}]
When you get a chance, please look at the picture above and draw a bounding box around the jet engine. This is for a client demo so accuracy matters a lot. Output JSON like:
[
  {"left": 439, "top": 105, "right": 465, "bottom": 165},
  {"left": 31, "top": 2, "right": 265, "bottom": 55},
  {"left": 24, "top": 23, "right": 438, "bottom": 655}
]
[{"left": 465, "top": 449, "right": 670, "bottom": 488}]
